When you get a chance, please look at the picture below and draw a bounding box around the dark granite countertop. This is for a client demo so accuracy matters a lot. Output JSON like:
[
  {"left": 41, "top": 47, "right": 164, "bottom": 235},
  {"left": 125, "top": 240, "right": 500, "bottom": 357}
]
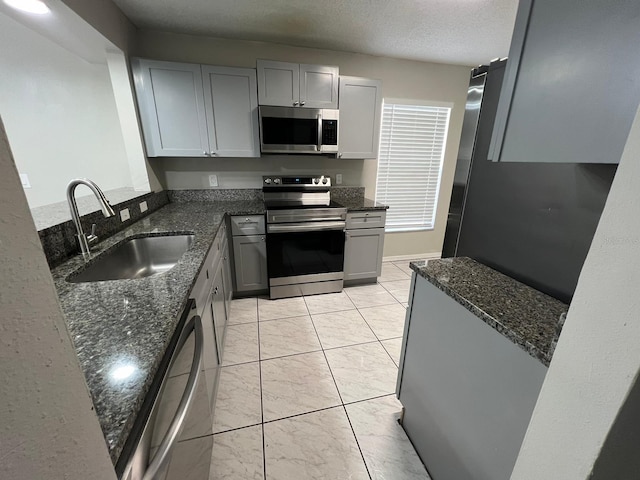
[
  {"left": 50, "top": 200, "right": 264, "bottom": 464},
  {"left": 410, "top": 257, "right": 568, "bottom": 366},
  {"left": 335, "top": 197, "right": 389, "bottom": 211}
]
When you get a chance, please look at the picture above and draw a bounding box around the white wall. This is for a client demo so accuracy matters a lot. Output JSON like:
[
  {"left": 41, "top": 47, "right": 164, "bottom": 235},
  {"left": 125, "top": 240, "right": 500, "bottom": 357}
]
[
  {"left": 511, "top": 104, "right": 640, "bottom": 478},
  {"left": 0, "top": 117, "right": 116, "bottom": 479},
  {"left": 135, "top": 32, "right": 471, "bottom": 256},
  {"left": 0, "top": 12, "right": 133, "bottom": 208}
]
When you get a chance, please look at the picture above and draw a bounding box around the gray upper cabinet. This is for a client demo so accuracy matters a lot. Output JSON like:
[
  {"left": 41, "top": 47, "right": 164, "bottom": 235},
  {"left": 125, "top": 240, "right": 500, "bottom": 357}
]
[
  {"left": 132, "top": 58, "right": 209, "bottom": 157},
  {"left": 257, "top": 60, "right": 338, "bottom": 108},
  {"left": 132, "top": 58, "right": 259, "bottom": 158},
  {"left": 489, "top": 0, "right": 640, "bottom": 164},
  {"left": 338, "top": 76, "right": 383, "bottom": 159},
  {"left": 202, "top": 66, "right": 260, "bottom": 157},
  {"left": 299, "top": 64, "right": 339, "bottom": 108},
  {"left": 256, "top": 60, "right": 299, "bottom": 107}
]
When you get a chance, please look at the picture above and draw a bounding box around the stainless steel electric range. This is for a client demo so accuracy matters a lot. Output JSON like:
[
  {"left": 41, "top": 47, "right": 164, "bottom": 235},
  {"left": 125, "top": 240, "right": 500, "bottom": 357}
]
[{"left": 263, "top": 175, "right": 347, "bottom": 299}]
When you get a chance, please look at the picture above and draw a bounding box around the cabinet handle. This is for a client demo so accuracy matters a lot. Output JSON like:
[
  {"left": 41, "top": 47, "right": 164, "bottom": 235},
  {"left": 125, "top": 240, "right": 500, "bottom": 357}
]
[
  {"left": 214, "top": 286, "right": 219, "bottom": 295},
  {"left": 211, "top": 152, "right": 217, "bottom": 156},
  {"left": 300, "top": 101, "right": 306, "bottom": 106},
  {"left": 338, "top": 153, "right": 343, "bottom": 158},
  {"left": 203, "top": 151, "right": 207, "bottom": 156},
  {"left": 261, "top": 236, "right": 265, "bottom": 241},
  {"left": 293, "top": 101, "right": 299, "bottom": 106}
]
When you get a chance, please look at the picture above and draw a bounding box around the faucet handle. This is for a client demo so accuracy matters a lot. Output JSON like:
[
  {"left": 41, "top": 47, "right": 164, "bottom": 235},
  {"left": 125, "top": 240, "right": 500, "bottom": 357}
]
[{"left": 87, "top": 223, "right": 99, "bottom": 245}]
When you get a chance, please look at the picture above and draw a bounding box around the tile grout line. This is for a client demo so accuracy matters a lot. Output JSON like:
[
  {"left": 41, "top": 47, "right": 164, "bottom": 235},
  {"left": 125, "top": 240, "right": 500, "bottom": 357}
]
[
  {"left": 342, "top": 403, "right": 373, "bottom": 480},
  {"left": 255, "top": 298, "right": 267, "bottom": 480},
  {"left": 303, "top": 295, "right": 373, "bottom": 480}
]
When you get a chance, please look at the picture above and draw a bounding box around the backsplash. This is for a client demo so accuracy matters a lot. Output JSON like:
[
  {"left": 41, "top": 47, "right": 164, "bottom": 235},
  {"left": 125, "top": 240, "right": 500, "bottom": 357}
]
[
  {"left": 330, "top": 186, "right": 365, "bottom": 204},
  {"left": 39, "top": 191, "right": 169, "bottom": 268},
  {"left": 168, "top": 189, "right": 263, "bottom": 202},
  {"left": 39, "top": 186, "right": 368, "bottom": 268}
]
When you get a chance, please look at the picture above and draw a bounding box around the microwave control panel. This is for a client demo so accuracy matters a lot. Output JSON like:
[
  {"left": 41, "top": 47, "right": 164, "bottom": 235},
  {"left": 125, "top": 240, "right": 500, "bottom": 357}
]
[{"left": 322, "top": 120, "right": 338, "bottom": 145}]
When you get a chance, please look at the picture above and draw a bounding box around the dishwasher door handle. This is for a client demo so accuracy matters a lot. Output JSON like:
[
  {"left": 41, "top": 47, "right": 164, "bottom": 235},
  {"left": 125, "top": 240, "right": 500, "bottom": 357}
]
[
  {"left": 267, "top": 221, "right": 346, "bottom": 233},
  {"left": 142, "top": 315, "right": 203, "bottom": 480}
]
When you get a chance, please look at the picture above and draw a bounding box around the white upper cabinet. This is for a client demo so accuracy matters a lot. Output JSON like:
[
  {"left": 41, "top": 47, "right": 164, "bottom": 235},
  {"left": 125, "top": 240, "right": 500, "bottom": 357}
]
[
  {"left": 299, "top": 64, "right": 339, "bottom": 108},
  {"left": 257, "top": 60, "right": 338, "bottom": 108},
  {"left": 338, "top": 76, "right": 383, "bottom": 159},
  {"left": 256, "top": 60, "right": 299, "bottom": 107},
  {"left": 132, "top": 58, "right": 209, "bottom": 157},
  {"left": 132, "top": 58, "right": 259, "bottom": 158},
  {"left": 202, "top": 66, "right": 260, "bottom": 158}
]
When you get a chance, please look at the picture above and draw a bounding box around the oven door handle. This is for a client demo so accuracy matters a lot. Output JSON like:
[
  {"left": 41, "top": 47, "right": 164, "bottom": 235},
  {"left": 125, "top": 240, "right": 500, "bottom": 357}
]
[{"left": 267, "top": 221, "right": 346, "bottom": 233}]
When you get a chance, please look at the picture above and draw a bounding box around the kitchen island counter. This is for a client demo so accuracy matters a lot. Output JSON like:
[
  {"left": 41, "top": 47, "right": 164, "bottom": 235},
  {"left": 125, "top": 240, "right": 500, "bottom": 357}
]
[
  {"left": 409, "top": 257, "right": 568, "bottom": 366},
  {"left": 50, "top": 200, "right": 264, "bottom": 464}
]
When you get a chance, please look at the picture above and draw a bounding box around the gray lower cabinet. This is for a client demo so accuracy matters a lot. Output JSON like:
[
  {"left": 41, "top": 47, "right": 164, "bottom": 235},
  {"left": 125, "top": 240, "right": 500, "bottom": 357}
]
[
  {"left": 343, "top": 210, "right": 386, "bottom": 283},
  {"left": 221, "top": 236, "right": 233, "bottom": 317},
  {"left": 398, "top": 274, "right": 547, "bottom": 480},
  {"left": 232, "top": 234, "right": 268, "bottom": 293},
  {"left": 343, "top": 227, "right": 385, "bottom": 282},
  {"left": 210, "top": 266, "right": 227, "bottom": 363}
]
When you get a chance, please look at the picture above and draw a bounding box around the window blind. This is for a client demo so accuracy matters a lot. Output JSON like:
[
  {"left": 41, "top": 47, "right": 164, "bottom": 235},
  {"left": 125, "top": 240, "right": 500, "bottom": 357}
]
[{"left": 375, "top": 102, "right": 451, "bottom": 232}]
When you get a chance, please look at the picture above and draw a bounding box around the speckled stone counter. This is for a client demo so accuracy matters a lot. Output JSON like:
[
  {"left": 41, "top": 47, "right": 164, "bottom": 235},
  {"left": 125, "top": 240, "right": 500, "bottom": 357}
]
[
  {"left": 50, "top": 200, "right": 264, "bottom": 464},
  {"left": 335, "top": 197, "right": 389, "bottom": 211},
  {"left": 410, "top": 257, "right": 568, "bottom": 366}
]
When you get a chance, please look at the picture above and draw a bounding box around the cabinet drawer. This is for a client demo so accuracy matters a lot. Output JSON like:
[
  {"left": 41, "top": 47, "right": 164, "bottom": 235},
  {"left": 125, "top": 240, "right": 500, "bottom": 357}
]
[
  {"left": 231, "top": 215, "right": 265, "bottom": 236},
  {"left": 346, "top": 211, "right": 386, "bottom": 229}
]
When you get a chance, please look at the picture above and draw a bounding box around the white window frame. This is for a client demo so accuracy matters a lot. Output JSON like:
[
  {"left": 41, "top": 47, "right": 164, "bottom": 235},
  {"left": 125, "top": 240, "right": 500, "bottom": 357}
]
[{"left": 375, "top": 98, "right": 453, "bottom": 233}]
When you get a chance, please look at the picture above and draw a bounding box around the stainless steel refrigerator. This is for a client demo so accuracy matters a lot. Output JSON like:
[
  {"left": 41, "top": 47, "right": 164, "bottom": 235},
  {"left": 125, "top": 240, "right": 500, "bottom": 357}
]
[{"left": 441, "top": 59, "right": 506, "bottom": 258}]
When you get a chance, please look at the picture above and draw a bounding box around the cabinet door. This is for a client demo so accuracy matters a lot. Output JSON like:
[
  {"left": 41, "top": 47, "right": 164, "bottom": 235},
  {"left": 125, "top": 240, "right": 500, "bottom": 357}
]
[
  {"left": 488, "top": 0, "right": 640, "bottom": 164},
  {"left": 232, "top": 235, "right": 268, "bottom": 292},
  {"left": 211, "top": 267, "right": 227, "bottom": 363},
  {"left": 299, "top": 64, "right": 339, "bottom": 109},
  {"left": 257, "top": 60, "right": 300, "bottom": 107},
  {"left": 131, "top": 58, "right": 210, "bottom": 157},
  {"left": 202, "top": 66, "right": 260, "bottom": 157},
  {"left": 338, "top": 76, "right": 382, "bottom": 159},
  {"left": 221, "top": 237, "right": 233, "bottom": 317},
  {"left": 344, "top": 228, "right": 385, "bottom": 281}
]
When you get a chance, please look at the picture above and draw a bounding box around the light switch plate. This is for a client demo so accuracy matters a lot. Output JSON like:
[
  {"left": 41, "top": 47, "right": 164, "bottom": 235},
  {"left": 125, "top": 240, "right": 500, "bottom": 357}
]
[
  {"left": 336, "top": 173, "right": 343, "bottom": 185},
  {"left": 209, "top": 174, "right": 218, "bottom": 187},
  {"left": 139, "top": 201, "right": 148, "bottom": 213},
  {"left": 19, "top": 173, "right": 31, "bottom": 188},
  {"left": 120, "top": 208, "right": 130, "bottom": 222}
]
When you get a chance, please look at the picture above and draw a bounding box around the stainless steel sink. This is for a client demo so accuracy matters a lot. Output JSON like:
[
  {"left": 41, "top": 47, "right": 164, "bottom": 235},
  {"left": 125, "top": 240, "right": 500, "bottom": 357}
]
[{"left": 68, "top": 234, "right": 195, "bottom": 283}]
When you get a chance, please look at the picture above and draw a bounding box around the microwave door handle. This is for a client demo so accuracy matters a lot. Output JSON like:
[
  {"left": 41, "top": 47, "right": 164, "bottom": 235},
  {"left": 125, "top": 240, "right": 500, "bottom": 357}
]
[
  {"left": 317, "top": 113, "right": 322, "bottom": 152},
  {"left": 142, "top": 315, "right": 204, "bottom": 480}
]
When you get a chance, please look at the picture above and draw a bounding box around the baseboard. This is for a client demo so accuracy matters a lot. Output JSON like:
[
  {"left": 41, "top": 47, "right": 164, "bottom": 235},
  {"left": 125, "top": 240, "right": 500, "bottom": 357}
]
[{"left": 383, "top": 252, "right": 442, "bottom": 263}]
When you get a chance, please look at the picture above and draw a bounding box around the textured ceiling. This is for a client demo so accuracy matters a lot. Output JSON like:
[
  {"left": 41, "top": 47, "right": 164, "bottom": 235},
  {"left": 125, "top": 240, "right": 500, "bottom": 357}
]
[{"left": 112, "top": 0, "right": 518, "bottom": 66}]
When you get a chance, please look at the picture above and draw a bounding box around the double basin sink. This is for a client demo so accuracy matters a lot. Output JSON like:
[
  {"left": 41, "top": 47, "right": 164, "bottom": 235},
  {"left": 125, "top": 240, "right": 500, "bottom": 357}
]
[{"left": 68, "top": 234, "right": 195, "bottom": 283}]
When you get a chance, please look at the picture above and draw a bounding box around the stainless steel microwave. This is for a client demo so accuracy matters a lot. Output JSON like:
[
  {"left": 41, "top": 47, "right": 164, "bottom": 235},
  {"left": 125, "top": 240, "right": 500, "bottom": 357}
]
[{"left": 259, "top": 106, "right": 339, "bottom": 155}]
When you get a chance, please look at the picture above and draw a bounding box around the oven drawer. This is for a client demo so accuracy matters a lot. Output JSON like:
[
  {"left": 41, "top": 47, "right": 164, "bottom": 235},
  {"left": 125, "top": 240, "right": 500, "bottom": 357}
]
[
  {"left": 231, "top": 215, "right": 265, "bottom": 236},
  {"left": 346, "top": 211, "right": 386, "bottom": 229}
]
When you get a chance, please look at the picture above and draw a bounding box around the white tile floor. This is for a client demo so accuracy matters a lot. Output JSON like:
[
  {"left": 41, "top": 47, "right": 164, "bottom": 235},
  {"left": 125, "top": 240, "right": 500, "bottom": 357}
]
[{"left": 206, "top": 261, "right": 431, "bottom": 480}]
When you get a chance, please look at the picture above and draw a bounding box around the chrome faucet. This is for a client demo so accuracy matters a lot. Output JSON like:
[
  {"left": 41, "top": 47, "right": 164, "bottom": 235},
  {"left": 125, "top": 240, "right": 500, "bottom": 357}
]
[{"left": 66, "top": 179, "right": 115, "bottom": 260}]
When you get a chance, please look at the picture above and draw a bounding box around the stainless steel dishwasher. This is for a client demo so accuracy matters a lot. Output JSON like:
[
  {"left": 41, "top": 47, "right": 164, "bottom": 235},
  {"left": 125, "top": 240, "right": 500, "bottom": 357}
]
[{"left": 118, "top": 299, "right": 216, "bottom": 480}]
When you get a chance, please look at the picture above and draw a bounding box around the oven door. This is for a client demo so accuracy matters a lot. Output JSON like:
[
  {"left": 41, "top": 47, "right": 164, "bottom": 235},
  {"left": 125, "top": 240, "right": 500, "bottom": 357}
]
[
  {"left": 266, "top": 221, "right": 345, "bottom": 298},
  {"left": 259, "top": 106, "right": 321, "bottom": 154}
]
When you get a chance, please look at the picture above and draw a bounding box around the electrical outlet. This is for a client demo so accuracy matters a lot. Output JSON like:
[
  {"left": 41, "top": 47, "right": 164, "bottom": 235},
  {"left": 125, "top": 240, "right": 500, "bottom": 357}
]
[
  {"left": 19, "top": 173, "right": 31, "bottom": 188},
  {"left": 209, "top": 174, "right": 218, "bottom": 187},
  {"left": 139, "top": 201, "right": 148, "bottom": 213},
  {"left": 120, "top": 208, "right": 130, "bottom": 222},
  {"left": 336, "top": 173, "right": 343, "bottom": 185}
]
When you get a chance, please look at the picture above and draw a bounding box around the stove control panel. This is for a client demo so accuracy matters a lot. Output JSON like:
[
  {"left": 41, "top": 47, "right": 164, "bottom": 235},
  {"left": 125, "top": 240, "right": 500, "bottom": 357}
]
[{"left": 263, "top": 175, "right": 331, "bottom": 187}]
